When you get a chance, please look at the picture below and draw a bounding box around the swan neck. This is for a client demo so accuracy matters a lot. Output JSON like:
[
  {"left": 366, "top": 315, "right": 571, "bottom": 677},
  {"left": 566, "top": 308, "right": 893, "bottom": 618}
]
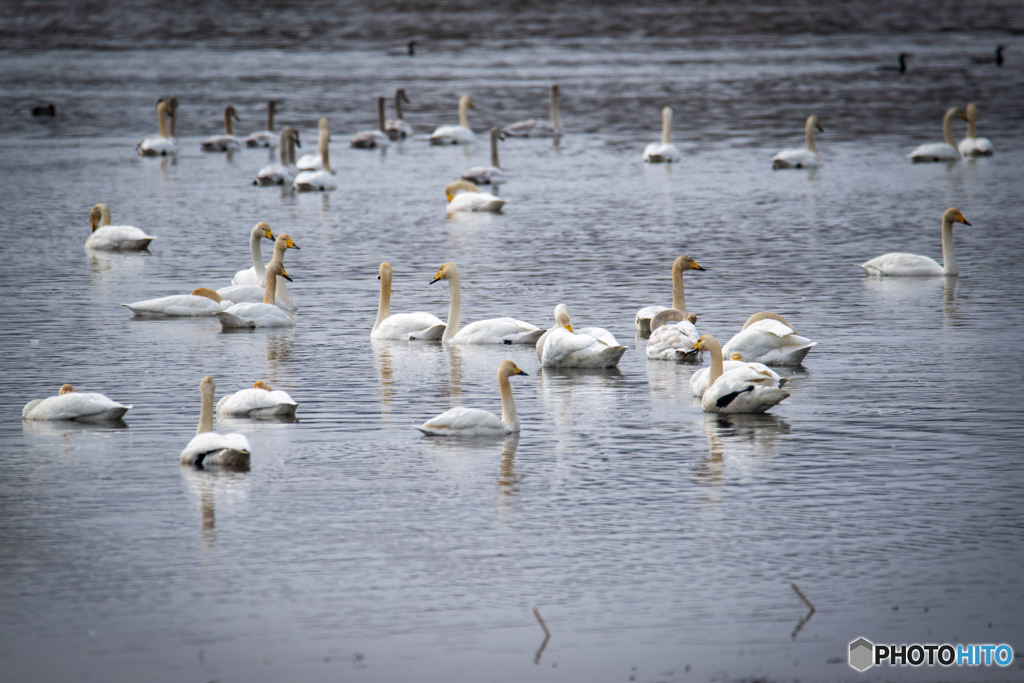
[
  {"left": 707, "top": 339, "right": 724, "bottom": 385},
  {"left": 942, "top": 110, "right": 956, "bottom": 147},
  {"left": 198, "top": 384, "right": 214, "bottom": 435},
  {"left": 550, "top": 86, "right": 561, "bottom": 130},
  {"left": 966, "top": 115, "right": 977, "bottom": 139},
  {"left": 442, "top": 270, "right": 461, "bottom": 341},
  {"left": 499, "top": 371, "right": 518, "bottom": 427},
  {"left": 266, "top": 105, "right": 274, "bottom": 132},
  {"left": 395, "top": 93, "right": 404, "bottom": 120},
  {"left": 158, "top": 106, "right": 169, "bottom": 139},
  {"left": 459, "top": 98, "right": 469, "bottom": 128},
  {"left": 671, "top": 262, "right": 686, "bottom": 312},
  {"left": 100, "top": 205, "right": 112, "bottom": 226},
  {"left": 263, "top": 267, "right": 279, "bottom": 304},
  {"left": 941, "top": 217, "right": 958, "bottom": 276},
  {"left": 374, "top": 270, "right": 391, "bottom": 332},
  {"left": 319, "top": 130, "right": 332, "bottom": 173},
  {"left": 662, "top": 108, "right": 672, "bottom": 145},
  {"left": 224, "top": 108, "right": 233, "bottom": 135},
  {"left": 490, "top": 129, "right": 500, "bottom": 167},
  {"left": 805, "top": 120, "right": 818, "bottom": 153},
  {"left": 250, "top": 229, "right": 266, "bottom": 279},
  {"left": 377, "top": 97, "right": 386, "bottom": 132},
  {"left": 278, "top": 130, "right": 290, "bottom": 164},
  {"left": 287, "top": 134, "right": 296, "bottom": 165}
]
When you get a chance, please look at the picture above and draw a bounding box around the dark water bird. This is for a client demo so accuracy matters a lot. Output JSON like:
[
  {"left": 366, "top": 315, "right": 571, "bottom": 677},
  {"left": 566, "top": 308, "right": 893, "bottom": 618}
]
[
  {"left": 877, "top": 53, "right": 909, "bottom": 73},
  {"left": 972, "top": 45, "right": 1005, "bottom": 66},
  {"left": 408, "top": 40, "right": 416, "bottom": 56},
  {"left": 32, "top": 103, "right": 56, "bottom": 116}
]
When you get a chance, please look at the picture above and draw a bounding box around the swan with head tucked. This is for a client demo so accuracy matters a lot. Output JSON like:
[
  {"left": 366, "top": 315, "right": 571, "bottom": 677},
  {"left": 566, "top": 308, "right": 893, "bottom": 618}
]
[
  {"left": 909, "top": 107, "right": 966, "bottom": 162},
  {"left": 216, "top": 380, "right": 298, "bottom": 418},
  {"left": 444, "top": 180, "right": 506, "bottom": 213},
  {"left": 371, "top": 262, "right": 446, "bottom": 340},
  {"left": 958, "top": 103, "right": 994, "bottom": 157},
  {"left": 429, "top": 95, "right": 476, "bottom": 145},
  {"left": 23, "top": 383, "right": 131, "bottom": 422},
  {"left": 429, "top": 262, "right": 543, "bottom": 344},
  {"left": 217, "top": 261, "right": 296, "bottom": 328},
  {"left": 200, "top": 106, "right": 243, "bottom": 152},
  {"left": 123, "top": 287, "right": 235, "bottom": 317},
  {"left": 181, "top": 376, "right": 251, "bottom": 468},
  {"left": 720, "top": 311, "right": 817, "bottom": 366},
  {"left": 385, "top": 89, "right": 414, "bottom": 140},
  {"left": 535, "top": 304, "right": 626, "bottom": 368},
  {"left": 693, "top": 335, "right": 790, "bottom": 413},
  {"left": 643, "top": 106, "right": 682, "bottom": 162},
  {"left": 645, "top": 310, "right": 701, "bottom": 361},
  {"left": 243, "top": 100, "right": 278, "bottom": 148},
  {"left": 690, "top": 351, "right": 785, "bottom": 398},
  {"left": 296, "top": 118, "right": 328, "bottom": 170},
  {"left": 136, "top": 100, "right": 177, "bottom": 156},
  {"left": 502, "top": 84, "right": 562, "bottom": 138},
  {"left": 85, "top": 203, "right": 157, "bottom": 251},
  {"left": 771, "top": 115, "right": 823, "bottom": 169},
  {"left": 294, "top": 124, "right": 337, "bottom": 191},
  {"left": 635, "top": 255, "right": 706, "bottom": 337},
  {"left": 255, "top": 127, "right": 301, "bottom": 186},
  {"left": 221, "top": 232, "right": 299, "bottom": 310},
  {"left": 350, "top": 96, "right": 391, "bottom": 149},
  {"left": 416, "top": 361, "right": 528, "bottom": 436},
  {"left": 462, "top": 128, "right": 508, "bottom": 185},
  {"left": 858, "top": 207, "right": 970, "bottom": 277}
]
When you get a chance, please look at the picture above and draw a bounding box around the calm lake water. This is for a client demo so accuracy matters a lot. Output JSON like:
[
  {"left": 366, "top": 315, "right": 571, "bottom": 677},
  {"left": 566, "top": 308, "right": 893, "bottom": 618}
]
[{"left": 1, "top": 3, "right": 1023, "bottom": 681}]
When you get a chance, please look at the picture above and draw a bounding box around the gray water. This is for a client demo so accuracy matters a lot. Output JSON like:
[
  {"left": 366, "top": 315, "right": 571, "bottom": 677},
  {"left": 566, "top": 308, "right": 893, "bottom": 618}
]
[{"left": 2, "top": 4, "right": 1024, "bottom": 681}]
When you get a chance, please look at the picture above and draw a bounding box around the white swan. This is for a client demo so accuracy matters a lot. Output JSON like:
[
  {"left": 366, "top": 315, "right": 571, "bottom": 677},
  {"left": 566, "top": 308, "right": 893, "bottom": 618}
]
[
  {"left": 136, "top": 100, "right": 177, "bottom": 156},
  {"left": 429, "top": 262, "right": 543, "bottom": 344},
  {"left": 858, "top": 207, "right": 970, "bottom": 276},
  {"left": 635, "top": 255, "right": 706, "bottom": 336},
  {"left": 416, "top": 360, "right": 528, "bottom": 436},
  {"left": 429, "top": 95, "right": 476, "bottom": 145},
  {"left": 243, "top": 100, "right": 278, "bottom": 148},
  {"left": 255, "top": 127, "right": 301, "bottom": 186},
  {"left": 502, "top": 84, "right": 562, "bottom": 138},
  {"left": 909, "top": 107, "right": 966, "bottom": 162},
  {"left": 535, "top": 304, "right": 626, "bottom": 368},
  {"left": 958, "top": 103, "right": 994, "bottom": 157},
  {"left": 646, "top": 310, "right": 700, "bottom": 361},
  {"left": 445, "top": 180, "right": 506, "bottom": 213},
  {"left": 690, "top": 351, "right": 785, "bottom": 398},
  {"left": 371, "top": 262, "right": 446, "bottom": 340},
  {"left": 229, "top": 230, "right": 298, "bottom": 309},
  {"left": 294, "top": 124, "right": 337, "bottom": 192},
  {"left": 231, "top": 222, "right": 277, "bottom": 285},
  {"left": 693, "top": 335, "right": 790, "bottom": 414},
  {"left": 217, "top": 380, "right": 298, "bottom": 418},
  {"left": 462, "top": 128, "right": 508, "bottom": 185},
  {"left": 771, "top": 115, "right": 823, "bottom": 169},
  {"left": 85, "top": 203, "right": 157, "bottom": 251},
  {"left": 350, "top": 96, "right": 391, "bottom": 149},
  {"left": 218, "top": 260, "right": 296, "bottom": 328},
  {"left": 23, "top": 383, "right": 131, "bottom": 422},
  {"left": 721, "top": 312, "right": 817, "bottom": 366},
  {"left": 200, "top": 106, "right": 243, "bottom": 152},
  {"left": 296, "top": 118, "right": 328, "bottom": 170},
  {"left": 180, "top": 376, "right": 251, "bottom": 468},
  {"left": 643, "top": 106, "right": 682, "bottom": 162},
  {"left": 123, "top": 287, "right": 234, "bottom": 317},
  {"left": 384, "top": 89, "right": 413, "bottom": 140}
]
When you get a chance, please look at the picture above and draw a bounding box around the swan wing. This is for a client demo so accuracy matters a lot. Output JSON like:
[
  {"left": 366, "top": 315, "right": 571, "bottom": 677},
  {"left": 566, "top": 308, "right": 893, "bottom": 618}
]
[
  {"left": 255, "top": 163, "right": 297, "bottom": 186},
  {"left": 702, "top": 368, "right": 790, "bottom": 413},
  {"left": 451, "top": 318, "right": 542, "bottom": 344},
  {"left": 180, "top": 432, "right": 251, "bottom": 466},
  {"left": 295, "top": 153, "right": 322, "bottom": 171},
  {"left": 857, "top": 252, "right": 944, "bottom": 277},
  {"left": 771, "top": 148, "right": 821, "bottom": 169},
  {"left": 350, "top": 130, "right": 391, "bottom": 148},
  {"left": 217, "top": 388, "right": 297, "bottom": 416},
  {"left": 909, "top": 143, "right": 960, "bottom": 162},
  {"left": 216, "top": 285, "right": 296, "bottom": 312},
  {"left": 448, "top": 192, "right": 507, "bottom": 213},
  {"left": 384, "top": 119, "right": 414, "bottom": 137},
  {"left": 122, "top": 294, "right": 223, "bottom": 316},
  {"left": 217, "top": 303, "right": 295, "bottom": 329},
  {"left": 416, "top": 406, "right": 507, "bottom": 436},
  {"left": 501, "top": 119, "right": 558, "bottom": 138},
  {"left": 646, "top": 321, "right": 699, "bottom": 360},
  {"left": 294, "top": 170, "right": 337, "bottom": 192},
  {"left": 372, "top": 312, "right": 447, "bottom": 340},
  {"left": 86, "top": 225, "right": 157, "bottom": 251},
  {"left": 462, "top": 166, "right": 508, "bottom": 185},
  {"left": 643, "top": 142, "right": 681, "bottom": 162},
  {"left": 23, "top": 392, "right": 130, "bottom": 421},
  {"left": 541, "top": 328, "right": 598, "bottom": 364},
  {"left": 200, "top": 135, "right": 243, "bottom": 152},
  {"left": 429, "top": 125, "right": 475, "bottom": 145},
  {"left": 575, "top": 326, "right": 620, "bottom": 346},
  {"left": 137, "top": 136, "right": 177, "bottom": 156},
  {"left": 721, "top": 322, "right": 816, "bottom": 366},
  {"left": 243, "top": 131, "right": 277, "bottom": 148}
]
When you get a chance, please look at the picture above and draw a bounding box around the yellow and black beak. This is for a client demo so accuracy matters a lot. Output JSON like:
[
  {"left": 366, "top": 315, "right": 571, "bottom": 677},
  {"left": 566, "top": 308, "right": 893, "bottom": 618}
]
[
  {"left": 264, "top": 229, "right": 275, "bottom": 240},
  {"left": 693, "top": 262, "right": 707, "bottom": 271},
  {"left": 286, "top": 239, "right": 300, "bottom": 250},
  {"left": 430, "top": 276, "right": 441, "bottom": 284},
  {"left": 90, "top": 219, "right": 98, "bottom": 232},
  {"left": 281, "top": 269, "right": 293, "bottom": 282},
  {"left": 564, "top": 323, "right": 574, "bottom": 332},
  {"left": 960, "top": 217, "right": 972, "bottom": 226},
  {"left": 515, "top": 367, "right": 528, "bottom": 376},
  {"left": 817, "top": 122, "right": 824, "bottom": 132}
]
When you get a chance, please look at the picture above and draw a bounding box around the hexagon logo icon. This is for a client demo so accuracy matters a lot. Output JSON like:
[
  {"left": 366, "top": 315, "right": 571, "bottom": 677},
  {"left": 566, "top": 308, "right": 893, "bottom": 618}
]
[{"left": 849, "top": 637, "right": 874, "bottom": 671}]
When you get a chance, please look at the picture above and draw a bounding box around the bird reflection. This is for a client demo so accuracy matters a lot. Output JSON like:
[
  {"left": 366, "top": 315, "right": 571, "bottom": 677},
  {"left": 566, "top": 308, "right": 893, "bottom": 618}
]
[
  {"left": 265, "top": 333, "right": 292, "bottom": 365},
  {"left": 695, "top": 423, "right": 726, "bottom": 487},
  {"left": 942, "top": 275, "right": 960, "bottom": 327},
  {"left": 372, "top": 340, "right": 395, "bottom": 416},
  {"left": 444, "top": 343, "right": 463, "bottom": 406},
  {"left": 538, "top": 366, "right": 625, "bottom": 427},
  {"left": 497, "top": 436, "right": 521, "bottom": 523},
  {"left": 696, "top": 413, "right": 792, "bottom": 486}
]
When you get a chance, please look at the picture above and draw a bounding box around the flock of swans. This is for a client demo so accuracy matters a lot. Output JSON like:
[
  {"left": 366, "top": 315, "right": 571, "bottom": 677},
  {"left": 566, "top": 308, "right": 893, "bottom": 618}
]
[{"left": 23, "top": 82, "right": 994, "bottom": 469}]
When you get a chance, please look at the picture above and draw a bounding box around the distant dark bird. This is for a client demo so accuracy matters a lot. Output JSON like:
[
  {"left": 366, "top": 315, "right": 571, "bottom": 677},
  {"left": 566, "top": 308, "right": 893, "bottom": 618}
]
[
  {"left": 408, "top": 40, "right": 416, "bottom": 56},
  {"left": 877, "top": 53, "right": 909, "bottom": 74},
  {"left": 32, "top": 103, "right": 55, "bottom": 116},
  {"left": 972, "top": 45, "right": 1005, "bottom": 66}
]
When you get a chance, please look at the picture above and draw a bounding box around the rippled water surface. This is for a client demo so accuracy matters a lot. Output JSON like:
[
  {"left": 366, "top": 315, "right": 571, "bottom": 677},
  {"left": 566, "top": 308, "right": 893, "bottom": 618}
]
[{"left": 2, "top": 3, "right": 1024, "bottom": 681}]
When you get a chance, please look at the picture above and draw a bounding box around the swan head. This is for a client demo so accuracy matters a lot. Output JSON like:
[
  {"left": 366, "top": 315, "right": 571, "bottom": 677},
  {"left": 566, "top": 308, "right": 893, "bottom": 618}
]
[
  {"left": 89, "top": 203, "right": 112, "bottom": 231},
  {"left": 397, "top": 88, "right": 410, "bottom": 104},
  {"left": 943, "top": 208, "right": 971, "bottom": 226},
  {"left": 430, "top": 262, "right": 459, "bottom": 284},
  {"left": 317, "top": 117, "right": 329, "bottom": 131},
  {"left": 459, "top": 95, "right": 475, "bottom": 111},
  {"left": 253, "top": 381, "right": 273, "bottom": 391},
  {"left": 287, "top": 127, "right": 301, "bottom": 148},
  {"left": 553, "top": 304, "right": 573, "bottom": 332},
  {"left": 255, "top": 221, "right": 275, "bottom": 242},
  {"left": 807, "top": 114, "right": 823, "bottom": 132},
  {"left": 730, "top": 352, "right": 745, "bottom": 361},
  {"left": 266, "top": 260, "right": 293, "bottom": 282},
  {"left": 688, "top": 312, "right": 697, "bottom": 324},
  {"left": 275, "top": 233, "right": 300, "bottom": 250},
  {"left": 59, "top": 383, "right": 76, "bottom": 395},
  {"left": 945, "top": 107, "right": 967, "bottom": 123},
  {"left": 965, "top": 103, "right": 977, "bottom": 125},
  {"left": 200, "top": 375, "right": 216, "bottom": 398},
  {"left": 444, "top": 180, "right": 479, "bottom": 202},
  {"left": 693, "top": 334, "right": 721, "bottom": 354},
  {"left": 378, "top": 261, "right": 393, "bottom": 281},
  {"left": 498, "top": 360, "right": 529, "bottom": 379},
  {"left": 267, "top": 100, "right": 277, "bottom": 115},
  {"left": 673, "top": 255, "right": 706, "bottom": 273},
  {"left": 225, "top": 105, "right": 240, "bottom": 122},
  {"left": 191, "top": 287, "right": 224, "bottom": 303}
]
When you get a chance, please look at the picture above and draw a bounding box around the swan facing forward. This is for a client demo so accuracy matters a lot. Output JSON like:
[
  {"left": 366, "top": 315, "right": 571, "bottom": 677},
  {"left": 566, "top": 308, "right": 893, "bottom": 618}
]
[
  {"left": 350, "top": 97, "right": 391, "bottom": 149},
  {"left": 23, "top": 383, "right": 131, "bottom": 422},
  {"left": 384, "top": 89, "right": 414, "bottom": 140},
  {"left": 690, "top": 352, "right": 785, "bottom": 398},
  {"left": 294, "top": 123, "right": 337, "bottom": 192},
  {"left": 136, "top": 100, "right": 177, "bottom": 156},
  {"left": 772, "top": 115, "right": 823, "bottom": 169},
  {"left": 218, "top": 260, "right": 296, "bottom": 329},
  {"left": 416, "top": 361, "right": 528, "bottom": 436},
  {"left": 371, "top": 262, "right": 446, "bottom": 340},
  {"left": 636, "top": 255, "right": 706, "bottom": 337},
  {"left": 721, "top": 312, "right": 817, "bottom": 366},
  {"left": 445, "top": 180, "right": 506, "bottom": 213},
  {"left": 181, "top": 376, "right": 251, "bottom": 469},
  {"left": 858, "top": 207, "right": 970, "bottom": 277},
  {"left": 429, "top": 95, "right": 475, "bottom": 145},
  {"left": 958, "top": 103, "right": 994, "bottom": 157},
  {"left": 221, "top": 232, "right": 299, "bottom": 310},
  {"left": 535, "top": 304, "right": 626, "bottom": 368},
  {"left": 430, "top": 262, "right": 543, "bottom": 344},
  {"left": 243, "top": 100, "right": 278, "bottom": 148},
  {"left": 85, "top": 203, "right": 157, "bottom": 251},
  {"left": 200, "top": 106, "right": 243, "bottom": 152},
  {"left": 693, "top": 336, "right": 790, "bottom": 413},
  {"left": 502, "top": 84, "right": 562, "bottom": 138},
  {"left": 643, "top": 106, "right": 682, "bottom": 163},
  {"left": 646, "top": 310, "right": 700, "bottom": 361},
  {"left": 123, "top": 287, "right": 233, "bottom": 317},
  {"left": 217, "top": 381, "right": 298, "bottom": 418},
  {"left": 909, "top": 107, "right": 966, "bottom": 163}
]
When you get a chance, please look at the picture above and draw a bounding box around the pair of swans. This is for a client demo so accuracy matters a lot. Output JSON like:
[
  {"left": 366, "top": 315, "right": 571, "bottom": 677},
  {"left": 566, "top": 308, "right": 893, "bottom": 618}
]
[
  {"left": 445, "top": 180, "right": 506, "bottom": 213},
  {"left": 643, "top": 106, "right": 682, "bottom": 163},
  {"left": 502, "top": 84, "right": 562, "bottom": 138},
  {"left": 23, "top": 383, "right": 131, "bottom": 422},
  {"left": 385, "top": 89, "right": 414, "bottom": 140},
  {"left": 417, "top": 360, "right": 528, "bottom": 436},
  {"left": 535, "top": 304, "right": 626, "bottom": 368},
  {"left": 85, "top": 203, "right": 157, "bottom": 251},
  {"left": 243, "top": 100, "right": 278, "bottom": 148},
  {"left": 217, "top": 380, "right": 298, "bottom": 417},
  {"left": 430, "top": 95, "right": 475, "bottom": 145},
  {"left": 462, "top": 128, "right": 508, "bottom": 185},
  {"left": 255, "top": 127, "right": 301, "bottom": 186},
  {"left": 772, "top": 115, "right": 823, "bottom": 169},
  {"left": 200, "top": 106, "right": 243, "bottom": 152},
  {"left": 350, "top": 97, "right": 391, "bottom": 149},
  {"left": 217, "top": 260, "right": 296, "bottom": 328},
  {"left": 692, "top": 336, "right": 790, "bottom": 413},
  {"left": 220, "top": 231, "right": 299, "bottom": 311},
  {"left": 859, "top": 208, "right": 970, "bottom": 276},
  {"left": 136, "top": 100, "right": 177, "bottom": 156},
  {"left": 295, "top": 120, "right": 337, "bottom": 191},
  {"left": 181, "top": 376, "right": 251, "bottom": 468}
]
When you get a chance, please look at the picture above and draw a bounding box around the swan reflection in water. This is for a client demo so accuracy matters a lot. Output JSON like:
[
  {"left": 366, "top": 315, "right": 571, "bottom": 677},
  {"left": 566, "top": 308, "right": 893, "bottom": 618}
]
[
  {"left": 537, "top": 366, "right": 625, "bottom": 427},
  {"left": 179, "top": 467, "right": 250, "bottom": 553},
  {"left": 696, "top": 413, "right": 792, "bottom": 486},
  {"left": 497, "top": 436, "right": 521, "bottom": 524}
]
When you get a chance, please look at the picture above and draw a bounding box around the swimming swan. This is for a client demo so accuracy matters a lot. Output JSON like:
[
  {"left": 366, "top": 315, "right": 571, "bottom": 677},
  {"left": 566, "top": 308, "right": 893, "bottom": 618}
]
[
  {"left": 429, "top": 95, "right": 475, "bottom": 145},
  {"left": 180, "top": 376, "right": 251, "bottom": 468},
  {"left": 23, "top": 383, "right": 131, "bottom": 422},
  {"left": 123, "top": 287, "right": 234, "bottom": 317},
  {"left": 720, "top": 311, "right": 817, "bottom": 366},
  {"left": 502, "top": 84, "right": 561, "bottom": 138},
  {"left": 462, "top": 128, "right": 508, "bottom": 185},
  {"left": 690, "top": 351, "right": 785, "bottom": 398},
  {"left": 535, "top": 304, "right": 626, "bottom": 368},
  {"left": 693, "top": 335, "right": 790, "bottom": 413},
  {"left": 230, "top": 222, "right": 277, "bottom": 286},
  {"left": 635, "top": 255, "right": 706, "bottom": 336},
  {"left": 909, "top": 107, "right": 966, "bottom": 162},
  {"left": 416, "top": 360, "right": 528, "bottom": 436},
  {"left": 296, "top": 118, "right": 328, "bottom": 170},
  {"left": 217, "top": 380, "right": 298, "bottom": 418},
  {"left": 243, "top": 100, "right": 278, "bottom": 148},
  {"left": 217, "top": 260, "right": 296, "bottom": 329},
  {"left": 772, "top": 115, "right": 823, "bottom": 169},
  {"left": 200, "top": 105, "right": 243, "bottom": 152},
  {"left": 958, "top": 103, "right": 994, "bottom": 156},
  {"left": 429, "top": 262, "right": 543, "bottom": 344},
  {"left": 445, "top": 180, "right": 506, "bottom": 213},
  {"left": 858, "top": 207, "right": 970, "bottom": 276},
  {"left": 384, "top": 89, "right": 413, "bottom": 140},
  {"left": 646, "top": 310, "right": 700, "bottom": 360},
  {"left": 371, "top": 262, "right": 446, "bottom": 340},
  {"left": 136, "top": 100, "right": 177, "bottom": 156},
  {"left": 85, "top": 203, "right": 157, "bottom": 251},
  {"left": 643, "top": 106, "right": 681, "bottom": 163},
  {"left": 222, "top": 232, "right": 299, "bottom": 309},
  {"left": 255, "top": 127, "right": 301, "bottom": 186},
  {"left": 294, "top": 124, "right": 337, "bottom": 191},
  {"left": 350, "top": 96, "right": 391, "bottom": 149}
]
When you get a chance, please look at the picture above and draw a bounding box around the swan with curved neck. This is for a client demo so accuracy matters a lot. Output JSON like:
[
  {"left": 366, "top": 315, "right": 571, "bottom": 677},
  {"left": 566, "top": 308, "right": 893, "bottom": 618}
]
[
  {"left": 416, "top": 360, "right": 529, "bottom": 436},
  {"left": 643, "top": 106, "right": 682, "bottom": 162},
  {"left": 429, "top": 95, "right": 476, "bottom": 145},
  {"left": 772, "top": 115, "right": 823, "bottom": 169},
  {"left": 255, "top": 127, "right": 301, "bottom": 185},
  {"left": 535, "top": 304, "right": 627, "bottom": 368},
  {"left": 909, "top": 107, "right": 966, "bottom": 162},
  {"left": 136, "top": 100, "right": 177, "bottom": 156},
  {"left": 444, "top": 180, "right": 507, "bottom": 213},
  {"left": 200, "top": 106, "right": 243, "bottom": 152},
  {"left": 294, "top": 124, "right": 337, "bottom": 191},
  {"left": 462, "top": 128, "right": 508, "bottom": 185},
  {"left": 501, "top": 84, "right": 562, "bottom": 138},
  {"left": 859, "top": 207, "right": 970, "bottom": 276},
  {"left": 85, "top": 203, "right": 157, "bottom": 251},
  {"left": 230, "top": 222, "right": 276, "bottom": 286},
  {"left": 635, "top": 255, "right": 706, "bottom": 336},
  {"left": 350, "top": 97, "right": 391, "bottom": 149},
  {"left": 217, "top": 260, "right": 296, "bottom": 328},
  {"left": 693, "top": 335, "right": 790, "bottom": 413},
  {"left": 958, "top": 103, "right": 994, "bottom": 156},
  {"left": 181, "top": 376, "right": 251, "bottom": 468},
  {"left": 429, "top": 262, "right": 542, "bottom": 344},
  {"left": 371, "top": 262, "right": 446, "bottom": 340},
  {"left": 385, "top": 89, "right": 414, "bottom": 140},
  {"left": 244, "top": 100, "right": 278, "bottom": 148}
]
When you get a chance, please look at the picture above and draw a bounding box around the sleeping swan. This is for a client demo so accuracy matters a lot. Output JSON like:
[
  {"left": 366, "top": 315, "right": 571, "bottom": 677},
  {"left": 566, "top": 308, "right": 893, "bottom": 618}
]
[
  {"left": 635, "top": 254, "right": 706, "bottom": 337},
  {"left": 371, "top": 262, "right": 446, "bottom": 340},
  {"left": 643, "top": 106, "right": 681, "bottom": 163},
  {"left": 85, "top": 203, "right": 157, "bottom": 251},
  {"left": 416, "top": 360, "right": 528, "bottom": 436},
  {"left": 858, "top": 207, "right": 970, "bottom": 276},
  {"left": 445, "top": 180, "right": 506, "bottom": 213},
  {"left": 217, "top": 380, "right": 298, "bottom": 418},
  {"left": 645, "top": 310, "right": 700, "bottom": 361},
  {"left": 535, "top": 304, "right": 626, "bottom": 368},
  {"left": 429, "top": 262, "right": 543, "bottom": 344},
  {"left": 217, "top": 260, "right": 296, "bottom": 329},
  {"left": 958, "top": 103, "right": 994, "bottom": 157},
  {"left": 123, "top": 287, "right": 234, "bottom": 317},
  {"left": 693, "top": 335, "right": 790, "bottom": 414},
  {"left": 721, "top": 312, "right": 817, "bottom": 366},
  {"left": 909, "top": 107, "right": 966, "bottom": 163},
  {"left": 429, "top": 95, "right": 475, "bottom": 145},
  {"left": 23, "top": 383, "right": 131, "bottom": 422},
  {"left": 772, "top": 115, "right": 823, "bottom": 169},
  {"left": 180, "top": 376, "right": 251, "bottom": 468}
]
